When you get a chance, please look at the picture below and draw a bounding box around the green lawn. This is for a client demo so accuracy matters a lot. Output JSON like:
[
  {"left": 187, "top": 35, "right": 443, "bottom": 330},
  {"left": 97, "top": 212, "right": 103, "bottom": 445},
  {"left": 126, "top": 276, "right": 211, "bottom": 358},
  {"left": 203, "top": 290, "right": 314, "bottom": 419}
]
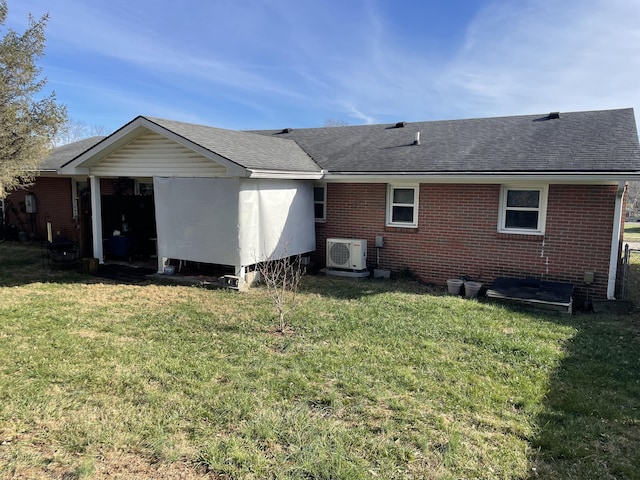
[
  {"left": 0, "top": 243, "right": 639, "bottom": 479},
  {"left": 624, "top": 220, "right": 640, "bottom": 242}
]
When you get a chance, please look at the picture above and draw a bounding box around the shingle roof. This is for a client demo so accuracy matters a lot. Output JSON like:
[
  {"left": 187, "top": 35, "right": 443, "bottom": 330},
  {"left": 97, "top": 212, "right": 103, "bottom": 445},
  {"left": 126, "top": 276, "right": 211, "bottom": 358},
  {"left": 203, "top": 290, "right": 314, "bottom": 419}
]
[
  {"left": 144, "top": 117, "right": 320, "bottom": 173},
  {"left": 251, "top": 108, "right": 640, "bottom": 173},
  {"left": 41, "top": 136, "right": 106, "bottom": 170}
]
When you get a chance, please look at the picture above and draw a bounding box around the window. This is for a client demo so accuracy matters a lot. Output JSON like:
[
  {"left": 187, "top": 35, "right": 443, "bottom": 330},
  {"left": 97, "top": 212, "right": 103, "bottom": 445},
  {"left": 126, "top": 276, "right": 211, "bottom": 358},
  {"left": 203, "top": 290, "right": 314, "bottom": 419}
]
[
  {"left": 314, "top": 184, "right": 326, "bottom": 222},
  {"left": 386, "top": 185, "right": 418, "bottom": 227},
  {"left": 498, "top": 185, "right": 548, "bottom": 234},
  {"left": 135, "top": 181, "right": 154, "bottom": 196}
]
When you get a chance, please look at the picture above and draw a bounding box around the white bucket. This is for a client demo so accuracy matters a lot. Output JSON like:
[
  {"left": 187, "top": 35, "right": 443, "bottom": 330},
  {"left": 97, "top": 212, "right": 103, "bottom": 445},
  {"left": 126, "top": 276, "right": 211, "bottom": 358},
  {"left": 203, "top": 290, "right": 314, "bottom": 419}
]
[
  {"left": 464, "top": 281, "right": 482, "bottom": 298},
  {"left": 447, "top": 279, "right": 464, "bottom": 295},
  {"left": 163, "top": 265, "right": 175, "bottom": 275}
]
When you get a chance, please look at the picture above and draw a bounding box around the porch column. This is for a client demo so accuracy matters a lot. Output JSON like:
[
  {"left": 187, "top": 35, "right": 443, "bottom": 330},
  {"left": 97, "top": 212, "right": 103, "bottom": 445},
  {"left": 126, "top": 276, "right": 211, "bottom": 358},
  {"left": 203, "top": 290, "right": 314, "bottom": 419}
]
[{"left": 90, "top": 176, "right": 104, "bottom": 263}]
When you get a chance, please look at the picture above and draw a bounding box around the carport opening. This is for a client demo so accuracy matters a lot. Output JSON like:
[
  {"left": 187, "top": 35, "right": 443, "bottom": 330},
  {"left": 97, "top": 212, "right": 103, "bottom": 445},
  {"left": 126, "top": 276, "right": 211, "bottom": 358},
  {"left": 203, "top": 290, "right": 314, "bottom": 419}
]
[{"left": 101, "top": 178, "right": 158, "bottom": 263}]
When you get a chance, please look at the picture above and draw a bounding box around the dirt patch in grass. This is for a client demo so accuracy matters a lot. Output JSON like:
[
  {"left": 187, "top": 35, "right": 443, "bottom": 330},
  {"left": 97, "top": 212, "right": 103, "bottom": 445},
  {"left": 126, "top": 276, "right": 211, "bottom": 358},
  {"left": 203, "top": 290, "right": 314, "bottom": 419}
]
[
  {"left": 3, "top": 444, "right": 217, "bottom": 479},
  {"left": 92, "top": 451, "right": 216, "bottom": 479}
]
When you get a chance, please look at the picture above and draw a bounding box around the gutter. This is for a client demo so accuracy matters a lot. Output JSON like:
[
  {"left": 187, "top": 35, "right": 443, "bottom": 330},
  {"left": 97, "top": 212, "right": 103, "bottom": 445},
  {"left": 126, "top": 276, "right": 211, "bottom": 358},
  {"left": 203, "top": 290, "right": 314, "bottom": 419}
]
[
  {"left": 248, "top": 169, "right": 324, "bottom": 180},
  {"left": 322, "top": 171, "right": 640, "bottom": 183},
  {"left": 607, "top": 181, "right": 626, "bottom": 299}
]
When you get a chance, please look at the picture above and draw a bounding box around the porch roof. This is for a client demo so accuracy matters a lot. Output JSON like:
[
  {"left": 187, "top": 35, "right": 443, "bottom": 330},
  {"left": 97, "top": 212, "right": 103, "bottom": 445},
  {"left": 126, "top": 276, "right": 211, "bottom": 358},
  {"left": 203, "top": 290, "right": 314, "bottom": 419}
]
[{"left": 59, "top": 116, "right": 321, "bottom": 178}]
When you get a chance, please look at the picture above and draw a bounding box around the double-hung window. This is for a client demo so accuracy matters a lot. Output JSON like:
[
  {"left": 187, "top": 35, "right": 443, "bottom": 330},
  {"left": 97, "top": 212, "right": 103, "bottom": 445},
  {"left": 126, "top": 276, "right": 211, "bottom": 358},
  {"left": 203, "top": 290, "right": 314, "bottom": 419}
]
[
  {"left": 386, "top": 184, "right": 418, "bottom": 227},
  {"left": 498, "top": 185, "right": 548, "bottom": 234},
  {"left": 314, "top": 184, "right": 326, "bottom": 222}
]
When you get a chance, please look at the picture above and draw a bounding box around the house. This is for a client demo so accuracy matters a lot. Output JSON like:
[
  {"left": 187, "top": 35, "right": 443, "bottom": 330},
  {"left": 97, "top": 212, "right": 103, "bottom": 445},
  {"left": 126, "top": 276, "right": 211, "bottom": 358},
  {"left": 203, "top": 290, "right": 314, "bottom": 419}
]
[
  {"left": 52, "top": 108, "right": 640, "bottom": 303},
  {"left": 251, "top": 109, "right": 640, "bottom": 303},
  {"left": 1, "top": 136, "right": 104, "bottom": 253}
]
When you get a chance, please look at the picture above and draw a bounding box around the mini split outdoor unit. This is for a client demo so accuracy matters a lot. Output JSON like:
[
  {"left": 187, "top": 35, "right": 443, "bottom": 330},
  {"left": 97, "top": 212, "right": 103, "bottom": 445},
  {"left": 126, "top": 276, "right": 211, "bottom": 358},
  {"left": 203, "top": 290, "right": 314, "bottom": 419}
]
[{"left": 326, "top": 238, "right": 367, "bottom": 270}]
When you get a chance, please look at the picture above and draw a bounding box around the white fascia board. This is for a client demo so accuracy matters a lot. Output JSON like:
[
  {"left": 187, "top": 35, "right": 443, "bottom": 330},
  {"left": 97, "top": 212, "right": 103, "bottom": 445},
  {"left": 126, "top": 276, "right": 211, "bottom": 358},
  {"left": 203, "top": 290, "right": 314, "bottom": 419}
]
[
  {"left": 34, "top": 171, "right": 68, "bottom": 178},
  {"left": 248, "top": 169, "right": 324, "bottom": 179},
  {"left": 63, "top": 167, "right": 90, "bottom": 176},
  {"left": 322, "top": 172, "right": 640, "bottom": 184},
  {"left": 24, "top": 169, "right": 57, "bottom": 176}
]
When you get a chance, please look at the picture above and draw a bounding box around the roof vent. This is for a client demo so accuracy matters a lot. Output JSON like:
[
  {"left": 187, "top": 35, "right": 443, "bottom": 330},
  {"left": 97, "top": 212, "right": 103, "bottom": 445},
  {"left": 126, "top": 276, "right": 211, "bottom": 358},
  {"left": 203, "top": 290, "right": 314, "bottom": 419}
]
[
  {"left": 281, "top": 128, "right": 293, "bottom": 134},
  {"left": 413, "top": 132, "right": 421, "bottom": 146},
  {"left": 395, "top": 122, "right": 407, "bottom": 128},
  {"left": 548, "top": 112, "right": 560, "bottom": 119}
]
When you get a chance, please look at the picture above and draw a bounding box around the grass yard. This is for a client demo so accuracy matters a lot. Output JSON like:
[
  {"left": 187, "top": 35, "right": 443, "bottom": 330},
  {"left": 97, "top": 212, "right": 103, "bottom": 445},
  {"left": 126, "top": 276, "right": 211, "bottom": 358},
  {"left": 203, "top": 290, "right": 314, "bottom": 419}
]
[
  {"left": 0, "top": 243, "right": 639, "bottom": 479},
  {"left": 624, "top": 220, "right": 640, "bottom": 242}
]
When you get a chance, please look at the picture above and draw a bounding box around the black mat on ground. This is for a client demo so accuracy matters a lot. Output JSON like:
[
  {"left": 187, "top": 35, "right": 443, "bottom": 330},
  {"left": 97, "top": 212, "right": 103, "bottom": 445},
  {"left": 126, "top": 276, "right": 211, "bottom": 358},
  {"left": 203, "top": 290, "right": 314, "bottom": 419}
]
[
  {"left": 487, "top": 277, "right": 574, "bottom": 306},
  {"left": 95, "top": 264, "right": 157, "bottom": 283}
]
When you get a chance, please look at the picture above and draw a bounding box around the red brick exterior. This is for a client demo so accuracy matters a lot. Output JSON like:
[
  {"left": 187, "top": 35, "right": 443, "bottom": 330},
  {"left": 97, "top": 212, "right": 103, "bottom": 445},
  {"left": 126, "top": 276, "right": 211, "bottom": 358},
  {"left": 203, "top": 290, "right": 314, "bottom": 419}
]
[
  {"left": 315, "top": 183, "right": 621, "bottom": 302},
  {"left": 4, "top": 177, "right": 79, "bottom": 242}
]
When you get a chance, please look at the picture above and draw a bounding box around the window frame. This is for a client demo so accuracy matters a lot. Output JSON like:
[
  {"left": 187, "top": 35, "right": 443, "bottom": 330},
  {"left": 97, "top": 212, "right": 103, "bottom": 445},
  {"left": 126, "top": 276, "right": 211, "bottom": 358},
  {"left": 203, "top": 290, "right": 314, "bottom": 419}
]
[
  {"left": 386, "top": 184, "right": 419, "bottom": 228},
  {"left": 498, "top": 184, "right": 548, "bottom": 235},
  {"left": 313, "top": 183, "right": 326, "bottom": 223},
  {"left": 135, "top": 180, "right": 154, "bottom": 196}
]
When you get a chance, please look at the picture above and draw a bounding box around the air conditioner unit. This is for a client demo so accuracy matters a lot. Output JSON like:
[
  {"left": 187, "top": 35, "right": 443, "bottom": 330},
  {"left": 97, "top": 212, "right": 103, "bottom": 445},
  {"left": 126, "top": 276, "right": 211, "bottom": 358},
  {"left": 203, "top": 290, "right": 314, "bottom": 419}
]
[{"left": 326, "top": 238, "right": 367, "bottom": 270}]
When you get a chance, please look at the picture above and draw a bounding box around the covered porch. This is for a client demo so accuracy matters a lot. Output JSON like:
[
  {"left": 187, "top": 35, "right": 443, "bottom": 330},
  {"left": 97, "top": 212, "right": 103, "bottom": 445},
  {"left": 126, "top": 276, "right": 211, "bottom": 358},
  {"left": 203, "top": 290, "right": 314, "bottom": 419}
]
[{"left": 59, "top": 116, "right": 321, "bottom": 282}]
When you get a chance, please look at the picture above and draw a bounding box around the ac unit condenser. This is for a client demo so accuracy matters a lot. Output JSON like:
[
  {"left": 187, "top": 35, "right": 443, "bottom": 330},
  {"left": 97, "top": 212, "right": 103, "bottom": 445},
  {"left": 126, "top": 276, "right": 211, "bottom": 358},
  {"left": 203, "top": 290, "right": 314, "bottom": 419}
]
[{"left": 326, "top": 238, "right": 367, "bottom": 270}]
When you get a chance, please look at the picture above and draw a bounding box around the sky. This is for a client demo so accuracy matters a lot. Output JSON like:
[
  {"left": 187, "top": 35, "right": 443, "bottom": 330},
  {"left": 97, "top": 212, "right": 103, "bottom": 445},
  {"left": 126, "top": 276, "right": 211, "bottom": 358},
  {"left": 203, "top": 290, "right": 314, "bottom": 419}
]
[{"left": 4, "top": 0, "right": 640, "bottom": 134}]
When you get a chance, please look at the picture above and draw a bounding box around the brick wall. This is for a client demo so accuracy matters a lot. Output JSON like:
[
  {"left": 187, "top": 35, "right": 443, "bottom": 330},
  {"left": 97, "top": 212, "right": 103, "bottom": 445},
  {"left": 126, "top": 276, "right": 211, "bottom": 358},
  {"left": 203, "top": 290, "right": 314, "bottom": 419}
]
[
  {"left": 4, "top": 177, "right": 78, "bottom": 241},
  {"left": 315, "top": 183, "right": 619, "bottom": 302}
]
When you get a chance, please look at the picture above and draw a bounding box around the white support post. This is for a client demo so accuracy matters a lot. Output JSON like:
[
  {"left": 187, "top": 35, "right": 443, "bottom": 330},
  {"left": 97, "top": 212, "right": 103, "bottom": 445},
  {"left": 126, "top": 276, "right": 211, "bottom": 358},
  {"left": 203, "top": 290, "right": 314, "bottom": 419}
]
[
  {"left": 235, "top": 265, "right": 246, "bottom": 279},
  {"left": 89, "top": 176, "right": 104, "bottom": 264},
  {"left": 159, "top": 256, "right": 168, "bottom": 274},
  {"left": 607, "top": 181, "right": 625, "bottom": 300}
]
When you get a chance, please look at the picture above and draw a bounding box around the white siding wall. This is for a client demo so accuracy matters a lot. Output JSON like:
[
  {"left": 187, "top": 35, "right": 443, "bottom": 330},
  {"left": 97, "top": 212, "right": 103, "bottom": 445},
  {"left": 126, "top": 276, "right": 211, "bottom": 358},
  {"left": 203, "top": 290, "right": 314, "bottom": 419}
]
[{"left": 91, "top": 131, "right": 227, "bottom": 177}]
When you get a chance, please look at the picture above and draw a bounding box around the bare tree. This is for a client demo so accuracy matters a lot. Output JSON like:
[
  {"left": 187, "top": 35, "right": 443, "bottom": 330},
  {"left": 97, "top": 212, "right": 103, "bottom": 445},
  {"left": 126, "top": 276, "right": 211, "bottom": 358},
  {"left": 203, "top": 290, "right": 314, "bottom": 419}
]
[
  {"left": 323, "top": 118, "right": 349, "bottom": 127},
  {"left": 256, "top": 253, "right": 305, "bottom": 333},
  {"left": 55, "top": 119, "right": 108, "bottom": 145}
]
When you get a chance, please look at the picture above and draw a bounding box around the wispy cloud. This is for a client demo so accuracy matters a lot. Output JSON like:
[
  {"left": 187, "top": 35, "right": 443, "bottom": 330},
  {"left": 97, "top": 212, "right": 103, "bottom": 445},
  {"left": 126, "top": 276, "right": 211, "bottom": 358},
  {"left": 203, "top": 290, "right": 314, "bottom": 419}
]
[
  {"left": 315, "top": 0, "right": 640, "bottom": 124},
  {"left": 6, "top": 0, "right": 640, "bottom": 130},
  {"left": 442, "top": 0, "right": 640, "bottom": 117}
]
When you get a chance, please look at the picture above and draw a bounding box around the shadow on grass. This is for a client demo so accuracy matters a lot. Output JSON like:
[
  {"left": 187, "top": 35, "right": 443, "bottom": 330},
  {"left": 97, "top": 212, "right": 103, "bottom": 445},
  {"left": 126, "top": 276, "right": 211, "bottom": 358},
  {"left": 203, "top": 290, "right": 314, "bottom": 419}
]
[
  {"left": 300, "top": 272, "right": 444, "bottom": 300},
  {"left": 0, "top": 242, "right": 153, "bottom": 287},
  {"left": 529, "top": 255, "right": 640, "bottom": 478}
]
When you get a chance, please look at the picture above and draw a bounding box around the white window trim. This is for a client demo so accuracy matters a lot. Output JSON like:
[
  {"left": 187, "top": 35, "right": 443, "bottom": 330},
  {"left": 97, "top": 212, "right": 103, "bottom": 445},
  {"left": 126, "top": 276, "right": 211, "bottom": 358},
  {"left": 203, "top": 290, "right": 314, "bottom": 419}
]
[
  {"left": 314, "top": 183, "right": 326, "bottom": 223},
  {"left": 498, "top": 184, "right": 548, "bottom": 235},
  {"left": 135, "top": 180, "right": 154, "bottom": 196},
  {"left": 386, "top": 184, "right": 419, "bottom": 228}
]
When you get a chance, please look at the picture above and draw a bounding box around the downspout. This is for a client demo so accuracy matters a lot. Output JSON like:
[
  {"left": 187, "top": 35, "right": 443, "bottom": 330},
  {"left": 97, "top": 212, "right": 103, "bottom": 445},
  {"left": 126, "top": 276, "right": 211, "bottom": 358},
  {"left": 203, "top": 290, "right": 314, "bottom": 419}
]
[
  {"left": 607, "top": 181, "right": 626, "bottom": 299},
  {"left": 89, "top": 176, "right": 104, "bottom": 264}
]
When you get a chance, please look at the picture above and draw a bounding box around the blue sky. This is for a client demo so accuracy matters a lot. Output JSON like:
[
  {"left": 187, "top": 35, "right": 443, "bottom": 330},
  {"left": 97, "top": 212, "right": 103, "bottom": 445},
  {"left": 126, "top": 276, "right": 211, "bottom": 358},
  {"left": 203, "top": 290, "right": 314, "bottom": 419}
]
[{"left": 5, "top": 0, "right": 640, "bottom": 133}]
